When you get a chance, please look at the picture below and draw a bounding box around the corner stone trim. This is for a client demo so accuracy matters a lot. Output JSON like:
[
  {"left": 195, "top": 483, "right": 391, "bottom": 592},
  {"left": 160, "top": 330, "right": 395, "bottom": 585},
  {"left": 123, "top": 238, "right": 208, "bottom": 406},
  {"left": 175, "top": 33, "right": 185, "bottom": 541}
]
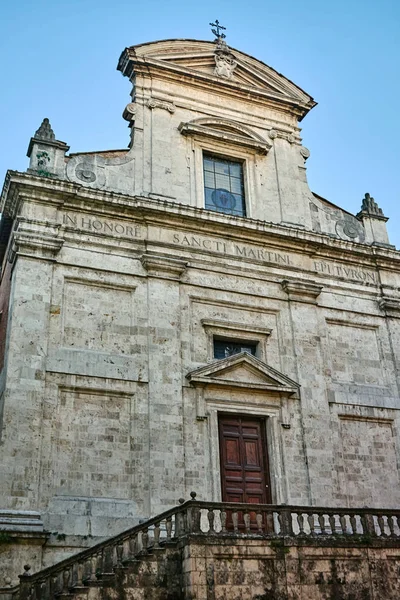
[
  {"left": 141, "top": 253, "right": 187, "bottom": 280},
  {"left": 281, "top": 279, "right": 323, "bottom": 303}
]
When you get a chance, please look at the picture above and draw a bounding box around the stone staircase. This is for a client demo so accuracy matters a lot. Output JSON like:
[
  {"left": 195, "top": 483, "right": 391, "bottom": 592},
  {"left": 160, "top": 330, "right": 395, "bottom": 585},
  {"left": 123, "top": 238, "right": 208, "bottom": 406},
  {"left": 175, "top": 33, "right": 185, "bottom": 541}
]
[{"left": 5, "top": 499, "right": 400, "bottom": 600}]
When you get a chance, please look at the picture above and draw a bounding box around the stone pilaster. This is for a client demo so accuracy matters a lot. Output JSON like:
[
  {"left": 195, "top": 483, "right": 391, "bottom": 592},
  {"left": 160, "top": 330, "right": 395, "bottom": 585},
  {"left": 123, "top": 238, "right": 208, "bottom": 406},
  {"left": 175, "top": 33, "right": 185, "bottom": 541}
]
[
  {"left": 141, "top": 253, "right": 187, "bottom": 513},
  {"left": 281, "top": 279, "right": 334, "bottom": 506}
]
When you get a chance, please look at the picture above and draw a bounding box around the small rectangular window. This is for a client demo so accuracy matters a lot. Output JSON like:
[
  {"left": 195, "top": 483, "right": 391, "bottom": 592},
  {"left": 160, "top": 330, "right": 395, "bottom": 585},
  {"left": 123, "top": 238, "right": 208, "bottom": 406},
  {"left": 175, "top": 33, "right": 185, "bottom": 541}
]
[
  {"left": 214, "top": 340, "right": 256, "bottom": 359},
  {"left": 203, "top": 154, "right": 246, "bottom": 217}
]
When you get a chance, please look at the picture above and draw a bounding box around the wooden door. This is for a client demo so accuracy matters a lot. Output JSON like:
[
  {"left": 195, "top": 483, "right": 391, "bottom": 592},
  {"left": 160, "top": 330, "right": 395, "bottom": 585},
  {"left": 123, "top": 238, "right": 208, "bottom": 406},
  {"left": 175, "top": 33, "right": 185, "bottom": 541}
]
[{"left": 219, "top": 415, "right": 271, "bottom": 504}]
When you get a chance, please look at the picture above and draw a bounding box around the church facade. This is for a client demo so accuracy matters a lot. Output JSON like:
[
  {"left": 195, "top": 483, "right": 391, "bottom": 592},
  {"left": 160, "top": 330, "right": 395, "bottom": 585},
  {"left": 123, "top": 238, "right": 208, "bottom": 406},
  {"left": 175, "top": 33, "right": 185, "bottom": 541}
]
[{"left": 1, "top": 34, "right": 400, "bottom": 585}]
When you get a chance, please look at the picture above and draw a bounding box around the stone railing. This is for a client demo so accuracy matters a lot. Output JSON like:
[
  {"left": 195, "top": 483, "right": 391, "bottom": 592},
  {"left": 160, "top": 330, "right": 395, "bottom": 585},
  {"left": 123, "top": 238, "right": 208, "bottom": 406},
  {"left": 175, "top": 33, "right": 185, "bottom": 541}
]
[{"left": 13, "top": 498, "right": 400, "bottom": 600}]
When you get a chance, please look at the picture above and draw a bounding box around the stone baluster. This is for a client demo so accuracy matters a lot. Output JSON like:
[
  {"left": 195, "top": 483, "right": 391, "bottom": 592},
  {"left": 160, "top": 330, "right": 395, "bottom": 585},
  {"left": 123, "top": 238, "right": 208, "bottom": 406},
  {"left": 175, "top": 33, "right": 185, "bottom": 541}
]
[
  {"left": 318, "top": 513, "right": 326, "bottom": 535},
  {"left": 62, "top": 568, "right": 71, "bottom": 593},
  {"left": 207, "top": 508, "right": 215, "bottom": 533},
  {"left": 265, "top": 511, "right": 275, "bottom": 535},
  {"left": 87, "top": 554, "right": 97, "bottom": 582},
  {"left": 328, "top": 513, "right": 336, "bottom": 535},
  {"left": 362, "top": 513, "right": 375, "bottom": 536},
  {"left": 49, "top": 574, "right": 56, "bottom": 598},
  {"left": 122, "top": 539, "right": 130, "bottom": 562},
  {"left": 153, "top": 522, "right": 161, "bottom": 548},
  {"left": 166, "top": 516, "right": 173, "bottom": 541},
  {"left": 129, "top": 534, "right": 138, "bottom": 558},
  {"left": 243, "top": 510, "right": 251, "bottom": 534},
  {"left": 220, "top": 509, "right": 227, "bottom": 533},
  {"left": 296, "top": 513, "right": 304, "bottom": 536},
  {"left": 232, "top": 510, "right": 239, "bottom": 534},
  {"left": 256, "top": 511, "right": 263, "bottom": 535},
  {"left": 387, "top": 515, "right": 396, "bottom": 537},
  {"left": 349, "top": 514, "right": 357, "bottom": 534},
  {"left": 396, "top": 515, "right": 400, "bottom": 534},
  {"left": 141, "top": 527, "right": 149, "bottom": 552},
  {"left": 76, "top": 561, "right": 84, "bottom": 586},
  {"left": 339, "top": 514, "right": 347, "bottom": 534},
  {"left": 308, "top": 513, "right": 316, "bottom": 536},
  {"left": 116, "top": 542, "right": 124, "bottom": 566},
  {"left": 377, "top": 514, "right": 385, "bottom": 536}
]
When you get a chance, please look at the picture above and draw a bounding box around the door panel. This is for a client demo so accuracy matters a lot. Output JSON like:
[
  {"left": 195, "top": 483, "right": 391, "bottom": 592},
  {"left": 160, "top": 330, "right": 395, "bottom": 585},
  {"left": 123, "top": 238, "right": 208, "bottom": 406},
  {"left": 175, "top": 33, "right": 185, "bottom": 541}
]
[{"left": 219, "top": 415, "right": 271, "bottom": 505}]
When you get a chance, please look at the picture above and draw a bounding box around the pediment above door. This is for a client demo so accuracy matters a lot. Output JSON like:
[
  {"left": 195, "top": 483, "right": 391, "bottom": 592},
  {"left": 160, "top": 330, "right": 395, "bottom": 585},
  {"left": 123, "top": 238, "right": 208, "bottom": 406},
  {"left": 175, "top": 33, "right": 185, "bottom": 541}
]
[{"left": 186, "top": 351, "right": 299, "bottom": 396}]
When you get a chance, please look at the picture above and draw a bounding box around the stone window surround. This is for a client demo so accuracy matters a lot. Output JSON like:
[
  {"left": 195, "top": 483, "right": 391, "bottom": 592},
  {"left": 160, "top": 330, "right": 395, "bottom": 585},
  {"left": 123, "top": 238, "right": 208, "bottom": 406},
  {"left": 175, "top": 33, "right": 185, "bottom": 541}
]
[
  {"left": 189, "top": 136, "right": 261, "bottom": 218},
  {"left": 201, "top": 318, "right": 272, "bottom": 362}
]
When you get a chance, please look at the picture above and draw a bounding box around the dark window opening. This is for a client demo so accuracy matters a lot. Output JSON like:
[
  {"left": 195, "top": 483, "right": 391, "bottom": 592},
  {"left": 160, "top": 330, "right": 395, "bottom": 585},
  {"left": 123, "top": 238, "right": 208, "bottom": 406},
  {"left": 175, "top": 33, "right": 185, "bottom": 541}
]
[
  {"left": 214, "top": 340, "right": 257, "bottom": 359},
  {"left": 203, "top": 154, "right": 246, "bottom": 217}
]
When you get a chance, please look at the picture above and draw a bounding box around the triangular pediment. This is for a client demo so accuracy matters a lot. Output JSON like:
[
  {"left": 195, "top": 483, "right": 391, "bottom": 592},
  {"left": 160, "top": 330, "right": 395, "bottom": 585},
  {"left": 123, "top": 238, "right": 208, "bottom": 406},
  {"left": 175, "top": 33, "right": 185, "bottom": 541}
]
[
  {"left": 186, "top": 352, "right": 300, "bottom": 395},
  {"left": 119, "top": 39, "right": 316, "bottom": 117}
]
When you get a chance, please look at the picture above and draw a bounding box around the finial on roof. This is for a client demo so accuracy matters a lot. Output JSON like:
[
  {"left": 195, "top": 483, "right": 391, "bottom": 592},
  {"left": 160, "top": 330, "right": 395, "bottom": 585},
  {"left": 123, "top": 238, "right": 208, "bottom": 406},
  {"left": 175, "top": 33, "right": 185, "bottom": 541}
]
[
  {"left": 210, "top": 19, "right": 226, "bottom": 41},
  {"left": 34, "top": 118, "right": 55, "bottom": 141},
  {"left": 360, "top": 192, "right": 385, "bottom": 217}
]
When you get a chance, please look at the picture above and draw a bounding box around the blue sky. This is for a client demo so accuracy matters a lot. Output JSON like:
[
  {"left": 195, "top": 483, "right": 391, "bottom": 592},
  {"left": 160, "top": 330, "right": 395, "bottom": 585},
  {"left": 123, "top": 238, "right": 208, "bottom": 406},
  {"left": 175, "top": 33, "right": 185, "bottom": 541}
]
[{"left": 1, "top": 0, "right": 399, "bottom": 245}]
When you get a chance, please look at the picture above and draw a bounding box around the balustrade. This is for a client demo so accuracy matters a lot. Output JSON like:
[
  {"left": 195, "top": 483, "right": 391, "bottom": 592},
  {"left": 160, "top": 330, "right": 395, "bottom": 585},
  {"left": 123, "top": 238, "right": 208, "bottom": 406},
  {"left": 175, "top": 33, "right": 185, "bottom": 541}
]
[{"left": 13, "top": 497, "right": 400, "bottom": 600}]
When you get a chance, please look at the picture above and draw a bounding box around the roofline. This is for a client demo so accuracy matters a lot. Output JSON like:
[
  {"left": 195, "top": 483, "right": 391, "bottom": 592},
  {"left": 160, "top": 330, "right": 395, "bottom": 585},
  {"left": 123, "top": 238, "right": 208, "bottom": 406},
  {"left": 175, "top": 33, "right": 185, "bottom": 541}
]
[
  {"left": 312, "top": 191, "right": 356, "bottom": 219},
  {"left": 118, "top": 38, "right": 316, "bottom": 109}
]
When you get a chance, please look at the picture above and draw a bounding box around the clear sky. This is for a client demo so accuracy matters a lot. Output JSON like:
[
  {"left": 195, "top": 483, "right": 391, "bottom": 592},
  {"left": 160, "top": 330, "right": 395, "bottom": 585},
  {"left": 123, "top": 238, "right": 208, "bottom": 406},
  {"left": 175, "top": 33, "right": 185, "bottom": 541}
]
[{"left": 1, "top": 0, "right": 399, "bottom": 245}]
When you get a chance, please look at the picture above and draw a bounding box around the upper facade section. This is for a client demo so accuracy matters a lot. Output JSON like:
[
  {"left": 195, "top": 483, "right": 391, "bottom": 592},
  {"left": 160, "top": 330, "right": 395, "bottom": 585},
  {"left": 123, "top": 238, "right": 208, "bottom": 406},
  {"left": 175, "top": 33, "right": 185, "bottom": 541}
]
[
  {"left": 5, "top": 37, "right": 391, "bottom": 248},
  {"left": 118, "top": 38, "right": 316, "bottom": 121}
]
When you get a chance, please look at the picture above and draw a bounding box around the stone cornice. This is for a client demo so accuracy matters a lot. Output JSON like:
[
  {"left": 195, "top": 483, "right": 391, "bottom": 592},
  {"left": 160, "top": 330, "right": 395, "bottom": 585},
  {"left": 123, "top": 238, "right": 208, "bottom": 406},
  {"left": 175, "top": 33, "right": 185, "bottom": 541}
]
[{"left": 3, "top": 172, "right": 400, "bottom": 271}]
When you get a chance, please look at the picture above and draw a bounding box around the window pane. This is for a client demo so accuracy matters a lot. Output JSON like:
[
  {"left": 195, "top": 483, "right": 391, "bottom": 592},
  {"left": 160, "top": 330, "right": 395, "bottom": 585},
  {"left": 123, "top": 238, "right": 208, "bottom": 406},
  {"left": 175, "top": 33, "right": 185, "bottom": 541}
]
[
  {"left": 203, "top": 154, "right": 246, "bottom": 217},
  {"left": 230, "top": 178, "right": 242, "bottom": 194},
  {"left": 204, "top": 171, "right": 215, "bottom": 187},
  {"left": 204, "top": 158, "right": 214, "bottom": 172},
  {"left": 229, "top": 163, "right": 241, "bottom": 177},
  {"left": 214, "top": 161, "right": 230, "bottom": 175},
  {"left": 214, "top": 340, "right": 256, "bottom": 358},
  {"left": 215, "top": 173, "right": 230, "bottom": 188}
]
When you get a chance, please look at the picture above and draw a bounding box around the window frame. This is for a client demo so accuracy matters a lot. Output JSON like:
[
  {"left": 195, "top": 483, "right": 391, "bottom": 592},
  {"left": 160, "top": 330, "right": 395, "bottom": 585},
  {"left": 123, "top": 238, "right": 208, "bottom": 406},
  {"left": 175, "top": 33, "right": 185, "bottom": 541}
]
[
  {"left": 191, "top": 138, "right": 256, "bottom": 218},
  {"left": 202, "top": 152, "right": 247, "bottom": 218},
  {"left": 201, "top": 318, "right": 272, "bottom": 363}
]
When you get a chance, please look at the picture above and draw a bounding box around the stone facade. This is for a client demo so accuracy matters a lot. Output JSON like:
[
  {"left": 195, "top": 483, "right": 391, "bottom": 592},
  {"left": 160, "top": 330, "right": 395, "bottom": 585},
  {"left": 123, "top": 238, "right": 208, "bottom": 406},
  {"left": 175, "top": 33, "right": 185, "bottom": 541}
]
[{"left": 1, "top": 36, "right": 400, "bottom": 587}]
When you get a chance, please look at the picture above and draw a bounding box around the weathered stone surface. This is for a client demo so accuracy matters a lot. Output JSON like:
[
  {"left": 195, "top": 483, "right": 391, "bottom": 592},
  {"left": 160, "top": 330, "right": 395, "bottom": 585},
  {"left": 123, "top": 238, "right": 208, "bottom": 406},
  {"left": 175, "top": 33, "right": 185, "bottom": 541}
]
[{"left": 0, "top": 36, "right": 399, "bottom": 587}]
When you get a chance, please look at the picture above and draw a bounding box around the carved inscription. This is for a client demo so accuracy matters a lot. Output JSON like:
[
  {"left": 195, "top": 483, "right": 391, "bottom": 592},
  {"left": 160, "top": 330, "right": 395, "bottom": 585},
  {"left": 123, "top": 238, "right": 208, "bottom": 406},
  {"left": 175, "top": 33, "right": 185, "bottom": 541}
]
[
  {"left": 63, "top": 213, "right": 142, "bottom": 238},
  {"left": 314, "top": 260, "right": 377, "bottom": 284},
  {"left": 171, "top": 233, "right": 291, "bottom": 266}
]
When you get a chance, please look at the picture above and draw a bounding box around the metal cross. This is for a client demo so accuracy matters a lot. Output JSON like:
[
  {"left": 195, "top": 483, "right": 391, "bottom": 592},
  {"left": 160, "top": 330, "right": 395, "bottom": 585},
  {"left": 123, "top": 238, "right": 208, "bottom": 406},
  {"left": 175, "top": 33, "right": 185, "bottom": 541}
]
[{"left": 210, "top": 19, "right": 226, "bottom": 39}]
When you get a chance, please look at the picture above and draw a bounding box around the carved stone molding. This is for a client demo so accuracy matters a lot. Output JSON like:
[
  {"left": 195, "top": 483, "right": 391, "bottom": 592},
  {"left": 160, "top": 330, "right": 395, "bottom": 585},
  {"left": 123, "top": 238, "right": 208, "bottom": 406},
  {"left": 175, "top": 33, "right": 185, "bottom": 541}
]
[
  {"left": 179, "top": 121, "right": 271, "bottom": 154},
  {"left": 146, "top": 98, "right": 176, "bottom": 113},
  {"left": 9, "top": 232, "right": 64, "bottom": 263},
  {"left": 141, "top": 253, "right": 187, "bottom": 280},
  {"left": 187, "top": 351, "right": 300, "bottom": 420},
  {"left": 281, "top": 279, "right": 323, "bottom": 304},
  {"left": 379, "top": 296, "right": 400, "bottom": 318}
]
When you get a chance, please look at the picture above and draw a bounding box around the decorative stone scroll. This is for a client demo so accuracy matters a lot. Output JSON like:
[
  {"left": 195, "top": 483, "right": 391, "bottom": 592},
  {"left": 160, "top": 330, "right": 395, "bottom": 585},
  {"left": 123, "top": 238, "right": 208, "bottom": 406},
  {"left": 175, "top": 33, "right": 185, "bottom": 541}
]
[
  {"left": 122, "top": 103, "right": 137, "bottom": 122},
  {"left": 146, "top": 98, "right": 176, "bottom": 113}
]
